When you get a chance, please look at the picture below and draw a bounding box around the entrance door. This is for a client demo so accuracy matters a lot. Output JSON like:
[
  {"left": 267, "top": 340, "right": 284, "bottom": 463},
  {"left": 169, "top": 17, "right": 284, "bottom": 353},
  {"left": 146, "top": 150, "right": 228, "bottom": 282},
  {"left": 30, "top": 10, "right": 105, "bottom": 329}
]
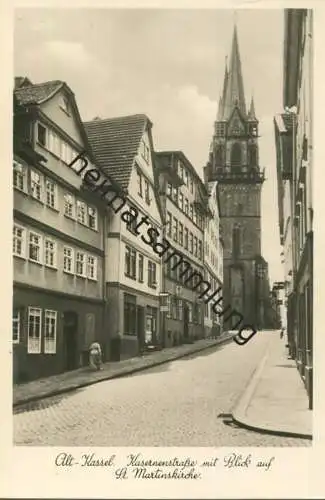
[{"left": 63, "top": 311, "right": 78, "bottom": 371}]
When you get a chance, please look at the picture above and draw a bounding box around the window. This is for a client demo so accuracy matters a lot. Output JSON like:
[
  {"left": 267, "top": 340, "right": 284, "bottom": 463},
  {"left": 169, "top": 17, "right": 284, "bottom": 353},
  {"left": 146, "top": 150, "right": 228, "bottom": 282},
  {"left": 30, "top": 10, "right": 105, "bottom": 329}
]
[
  {"left": 137, "top": 168, "right": 143, "bottom": 197},
  {"left": 148, "top": 260, "right": 157, "bottom": 288},
  {"left": 190, "top": 177, "right": 193, "bottom": 193},
  {"left": 45, "top": 179, "right": 57, "bottom": 209},
  {"left": 13, "top": 224, "right": 26, "bottom": 257},
  {"left": 184, "top": 170, "right": 189, "bottom": 187},
  {"left": 138, "top": 254, "right": 144, "bottom": 282},
  {"left": 28, "top": 307, "right": 41, "bottom": 354},
  {"left": 88, "top": 206, "right": 98, "bottom": 230},
  {"left": 198, "top": 240, "right": 202, "bottom": 260},
  {"left": 189, "top": 232, "right": 194, "bottom": 254},
  {"left": 189, "top": 204, "right": 194, "bottom": 220},
  {"left": 76, "top": 251, "right": 86, "bottom": 277},
  {"left": 13, "top": 161, "right": 26, "bottom": 191},
  {"left": 141, "top": 140, "right": 150, "bottom": 163},
  {"left": 64, "top": 194, "right": 75, "bottom": 218},
  {"left": 177, "top": 299, "right": 183, "bottom": 321},
  {"left": 37, "top": 124, "right": 47, "bottom": 147},
  {"left": 167, "top": 183, "right": 172, "bottom": 197},
  {"left": 63, "top": 246, "right": 74, "bottom": 273},
  {"left": 184, "top": 198, "right": 189, "bottom": 215},
  {"left": 184, "top": 228, "right": 189, "bottom": 250},
  {"left": 44, "top": 238, "right": 57, "bottom": 268},
  {"left": 124, "top": 294, "right": 137, "bottom": 335},
  {"left": 77, "top": 200, "right": 87, "bottom": 225},
  {"left": 30, "top": 170, "right": 42, "bottom": 201},
  {"left": 126, "top": 207, "right": 138, "bottom": 234},
  {"left": 44, "top": 310, "right": 57, "bottom": 354},
  {"left": 172, "top": 186, "right": 178, "bottom": 204},
  {"left": 166, "top": 211, "right": 172, "bottom": 237},
  {"left": 173, "top": 217, "right": 178, "bottom": 242},
  {"left": 29, "top": 232, "right": 42, "bottom": 263},
  {"left": 231, "top": 143, "right": 242, "bottom": 167},
  {"left": 179, "top": 192, "right": 184, "bottom": 211},
  {"left": 179, "top": 223, "right": 184, "bottom": 246},
  {"left": 144, "top": 179, "right": 151, "bottom": 205},
  {"left": 194, "top": 237, "right": 198, "bottom": 257},
  {"left": 125, "top": 246, "right": 136, "bottom": 279},
  {"left": 87, "top": 255, "right": 97, "bottom": 280},
  {"left": 13, "top": 310, "right": 20, "bottom": 343}
]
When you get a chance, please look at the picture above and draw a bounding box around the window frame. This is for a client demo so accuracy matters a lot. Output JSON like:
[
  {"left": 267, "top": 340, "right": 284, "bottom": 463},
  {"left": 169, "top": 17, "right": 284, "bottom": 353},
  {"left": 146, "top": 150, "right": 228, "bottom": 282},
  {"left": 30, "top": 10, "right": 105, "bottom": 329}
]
[
  {"left": 30, "top": 169, "right": 42, "bottom": 202},
  {"left": 88, "top": 206, "right": 98, "bottom": 231},
  {"left": 76, "top": 251, "right": 86, "bottom": 278},
  {"left": 64, "top": 193, "right": 75, "bottom": 219},
  {"left": 63, "top": 246, "right": 74, "bottom": 274},
  {"left": 27, "top": 307, "right": 42, "bottom": 354},
  {"left": 12, "top": 309, "right": 20, "bottom": 344},
  {"left": 28, "top": 231, "right": 42, "bottom": 264},
  {"left": 13, "top": 224, "right": 26, "bottom": 258},
  {"left": 44, "top": 309, "right": 57, "bottom": 354},
  {"left": 87, "top": 254, "right": 98, "bottom": 281},
  {"left": 44, "top": 237, "right": 57, "bottom": 269},
  {"left": 13, "top": 160, "right": 27, "bottom": 192},
  {"left": 45, "top": 178, "right": 58, "bottom": 209}
]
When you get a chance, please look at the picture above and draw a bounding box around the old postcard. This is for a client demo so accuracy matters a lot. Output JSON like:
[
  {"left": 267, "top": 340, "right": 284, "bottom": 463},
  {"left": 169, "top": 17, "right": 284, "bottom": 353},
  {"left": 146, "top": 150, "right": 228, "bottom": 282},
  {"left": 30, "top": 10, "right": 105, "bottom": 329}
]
[{"left": 1, "top": 1, "right": 324, "bottom": 498}]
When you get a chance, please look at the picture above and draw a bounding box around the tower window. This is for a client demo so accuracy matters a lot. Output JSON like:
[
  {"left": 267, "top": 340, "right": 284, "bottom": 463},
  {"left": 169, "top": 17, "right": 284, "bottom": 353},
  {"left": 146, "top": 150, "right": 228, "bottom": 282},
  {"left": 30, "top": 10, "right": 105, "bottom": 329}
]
[
  {"left": 215, "top": 145, "right": 223, "bottom": 166},
  {"left": 231, "top": 143, "right": 242, "bottom": 168},
  {"left": 249, "top": 145, "right": 257, "bottom": 167}
]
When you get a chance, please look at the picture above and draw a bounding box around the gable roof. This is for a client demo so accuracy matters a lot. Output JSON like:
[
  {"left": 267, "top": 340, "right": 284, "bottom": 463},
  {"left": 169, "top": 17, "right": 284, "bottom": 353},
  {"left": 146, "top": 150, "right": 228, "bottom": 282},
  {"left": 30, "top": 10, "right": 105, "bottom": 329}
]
[
  {"left": 14, "top": 79, "right": 64, "bottom": 105},
  {"left": 83, "top": 114, "right": 150, "bottom": 189}
]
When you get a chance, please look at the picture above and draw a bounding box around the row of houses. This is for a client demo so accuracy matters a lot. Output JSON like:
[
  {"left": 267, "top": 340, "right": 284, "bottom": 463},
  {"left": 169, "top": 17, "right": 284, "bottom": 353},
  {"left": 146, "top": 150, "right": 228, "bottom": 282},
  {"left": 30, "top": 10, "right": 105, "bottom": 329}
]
[
  {"left": 274, "top": 9, "right": 313, "bottom": 408},
  {"left": 13, "top": 77, "right": 224, "bottom": 383}
]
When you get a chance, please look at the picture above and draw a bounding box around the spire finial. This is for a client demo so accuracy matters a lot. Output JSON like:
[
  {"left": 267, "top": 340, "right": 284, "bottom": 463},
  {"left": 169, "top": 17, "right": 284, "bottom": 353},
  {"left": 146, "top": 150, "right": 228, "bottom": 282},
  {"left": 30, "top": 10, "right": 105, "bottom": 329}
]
[{"left": 234, "top": 10, "right": 238, "bottom": 25}]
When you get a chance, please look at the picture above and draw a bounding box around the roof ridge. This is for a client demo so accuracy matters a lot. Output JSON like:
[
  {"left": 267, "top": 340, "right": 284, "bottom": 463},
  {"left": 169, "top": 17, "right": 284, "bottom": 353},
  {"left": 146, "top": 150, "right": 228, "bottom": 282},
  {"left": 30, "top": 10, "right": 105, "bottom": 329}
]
[
  {"left": 84, "top": 113, "right": 149, "bottom": 125},
  {"left": 14, "top": 79, "right": 63, "bottom": 90}
]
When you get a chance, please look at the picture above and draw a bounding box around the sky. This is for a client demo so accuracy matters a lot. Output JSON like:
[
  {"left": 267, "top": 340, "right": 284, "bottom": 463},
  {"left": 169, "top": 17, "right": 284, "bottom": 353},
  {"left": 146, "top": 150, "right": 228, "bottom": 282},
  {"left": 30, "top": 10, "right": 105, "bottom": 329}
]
[{"left": 14, "top": 8, "right": 284, "bottom": 285}]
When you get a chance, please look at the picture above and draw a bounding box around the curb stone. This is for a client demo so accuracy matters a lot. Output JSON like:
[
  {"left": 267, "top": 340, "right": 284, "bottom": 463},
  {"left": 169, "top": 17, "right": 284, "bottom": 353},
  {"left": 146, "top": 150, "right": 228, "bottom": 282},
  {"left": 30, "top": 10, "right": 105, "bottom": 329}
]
[
  {"left": 231, "top": 345, "right": 312, "bottom": 440},
  {"left": 13, "top": 334, "right": 233, "bottom": 408}
]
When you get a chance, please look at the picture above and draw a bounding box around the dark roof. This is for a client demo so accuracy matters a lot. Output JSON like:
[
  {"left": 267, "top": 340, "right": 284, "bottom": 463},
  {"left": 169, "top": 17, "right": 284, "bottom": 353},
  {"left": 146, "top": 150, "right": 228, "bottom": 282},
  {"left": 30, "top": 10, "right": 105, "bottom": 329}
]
[
  {"left": 14, "top": 80, "right": 64, "bottom": 105},
  {"left": 84, "top": 114, "right": 149, "bottom": 189}
]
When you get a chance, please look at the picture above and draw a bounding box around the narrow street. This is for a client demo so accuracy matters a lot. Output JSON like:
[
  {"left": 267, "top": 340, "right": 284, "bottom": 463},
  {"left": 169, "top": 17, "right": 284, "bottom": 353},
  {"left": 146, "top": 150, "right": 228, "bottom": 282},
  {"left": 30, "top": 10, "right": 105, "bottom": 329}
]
[{"left": 14, "top": 332, "right": 310, "bottom": 447}]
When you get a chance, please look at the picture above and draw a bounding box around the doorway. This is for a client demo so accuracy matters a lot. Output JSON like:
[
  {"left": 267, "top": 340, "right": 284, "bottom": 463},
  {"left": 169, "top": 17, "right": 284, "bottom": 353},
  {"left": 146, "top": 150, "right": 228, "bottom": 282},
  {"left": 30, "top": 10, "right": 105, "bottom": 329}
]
[{"left": 63, "top": 311, "right": 78, "bottom": 371}]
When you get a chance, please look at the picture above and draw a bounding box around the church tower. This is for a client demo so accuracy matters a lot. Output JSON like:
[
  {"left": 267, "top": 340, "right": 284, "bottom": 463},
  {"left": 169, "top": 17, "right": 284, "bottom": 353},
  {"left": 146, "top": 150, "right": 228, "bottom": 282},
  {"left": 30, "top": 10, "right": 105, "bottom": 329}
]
[{"left": 204, "top": 25, "right": 265, "bottom": 328}]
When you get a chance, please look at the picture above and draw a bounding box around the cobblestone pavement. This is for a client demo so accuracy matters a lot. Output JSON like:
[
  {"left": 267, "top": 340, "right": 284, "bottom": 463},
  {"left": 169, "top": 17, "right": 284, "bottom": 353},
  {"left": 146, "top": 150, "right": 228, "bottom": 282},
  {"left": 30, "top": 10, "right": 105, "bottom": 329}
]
[{"left": 14, "top": 332, "right": 311, "bottom": 447}]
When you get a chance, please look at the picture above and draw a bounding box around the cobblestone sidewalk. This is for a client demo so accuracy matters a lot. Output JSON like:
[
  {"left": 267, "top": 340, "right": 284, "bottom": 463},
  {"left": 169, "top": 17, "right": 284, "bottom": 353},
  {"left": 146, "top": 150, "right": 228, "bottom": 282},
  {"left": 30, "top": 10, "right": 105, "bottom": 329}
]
[
  {"left": 232, "top": 333, "right": 312, "bottom": 439},
  {"left": 13, "top": 334, "right": 233, "bottom": 407}
]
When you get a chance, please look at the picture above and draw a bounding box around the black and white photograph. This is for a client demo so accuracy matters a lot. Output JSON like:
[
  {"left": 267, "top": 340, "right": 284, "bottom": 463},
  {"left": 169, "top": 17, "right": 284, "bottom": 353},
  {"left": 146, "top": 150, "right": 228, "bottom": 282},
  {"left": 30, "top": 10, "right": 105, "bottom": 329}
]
[{"left": 11, "top": 7, "right": 314, "bottom": 453}]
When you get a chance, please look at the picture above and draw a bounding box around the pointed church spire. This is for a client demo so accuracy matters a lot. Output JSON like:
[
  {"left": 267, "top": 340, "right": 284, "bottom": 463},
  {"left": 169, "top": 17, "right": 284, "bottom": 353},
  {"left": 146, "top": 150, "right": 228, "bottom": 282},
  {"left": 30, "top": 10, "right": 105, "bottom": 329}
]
[
  {"left": 223, "top": 24, "right": 246, "bottom": 120},
  {"left": 248, "top": 96, "right": 257, "bottom": 121}
]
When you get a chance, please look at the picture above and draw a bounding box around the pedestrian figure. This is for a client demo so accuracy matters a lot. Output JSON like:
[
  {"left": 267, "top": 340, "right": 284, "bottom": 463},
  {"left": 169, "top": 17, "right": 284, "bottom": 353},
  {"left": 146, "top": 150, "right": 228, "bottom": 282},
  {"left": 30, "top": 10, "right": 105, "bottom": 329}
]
[
  {"left": 89, "top": 341, "right": 102, "bottom": 371},
  {"left": 280, "top": 329, "right": 284, "bottom": 339}
]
